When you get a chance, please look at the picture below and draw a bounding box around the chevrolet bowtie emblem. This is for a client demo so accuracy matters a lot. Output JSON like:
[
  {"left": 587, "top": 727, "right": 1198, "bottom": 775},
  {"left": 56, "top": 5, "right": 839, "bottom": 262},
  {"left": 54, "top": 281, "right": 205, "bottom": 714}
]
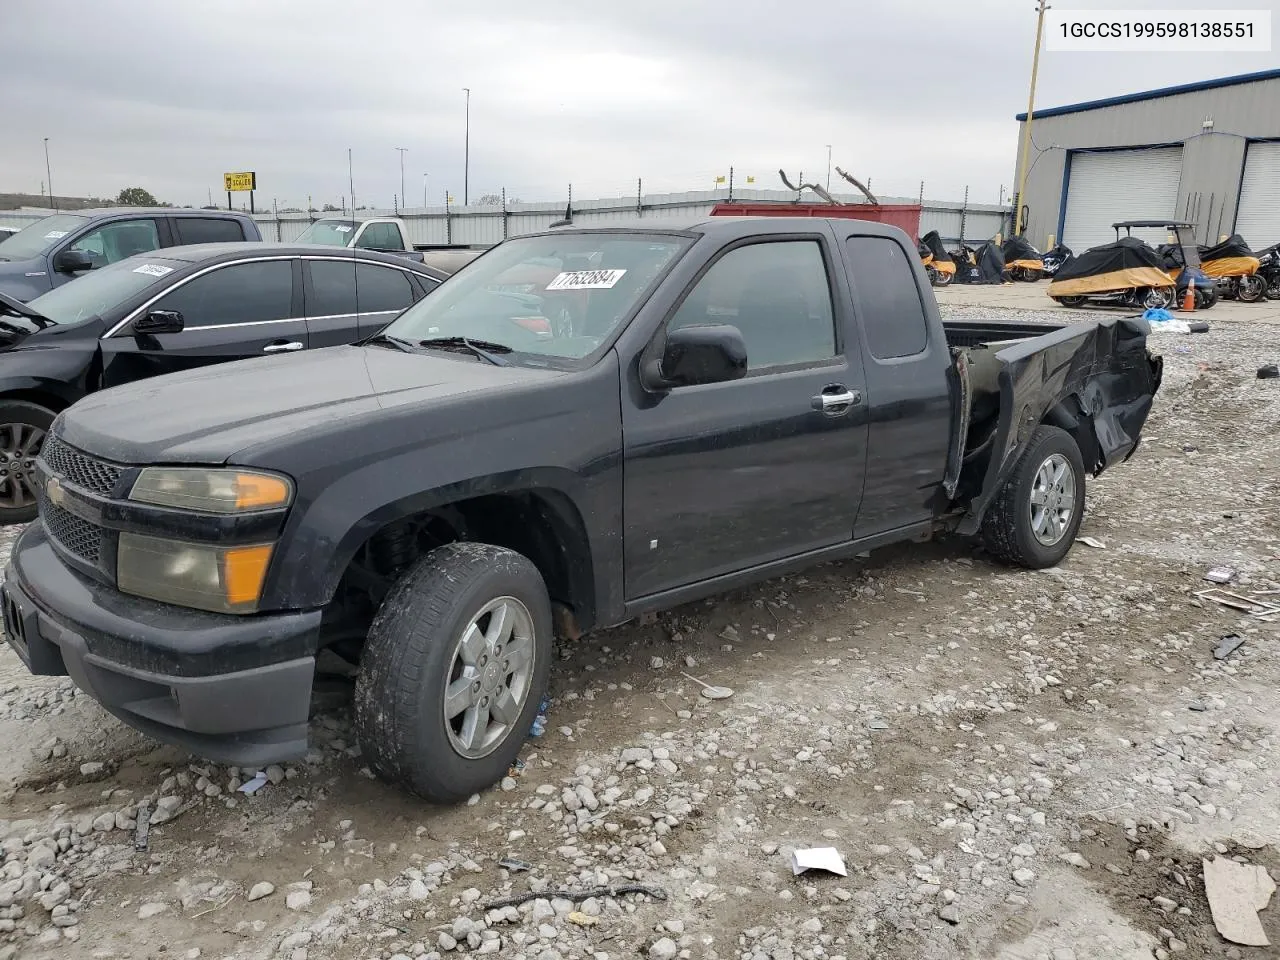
[{"left": 45, "top": 476, "right": 64, "bottom": 508}]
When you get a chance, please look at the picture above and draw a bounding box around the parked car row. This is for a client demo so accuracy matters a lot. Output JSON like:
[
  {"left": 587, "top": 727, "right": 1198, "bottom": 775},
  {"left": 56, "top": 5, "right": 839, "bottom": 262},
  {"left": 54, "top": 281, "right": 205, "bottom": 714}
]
[{"left": 0, "top": 213, "right": 1163, "bottom": 803}]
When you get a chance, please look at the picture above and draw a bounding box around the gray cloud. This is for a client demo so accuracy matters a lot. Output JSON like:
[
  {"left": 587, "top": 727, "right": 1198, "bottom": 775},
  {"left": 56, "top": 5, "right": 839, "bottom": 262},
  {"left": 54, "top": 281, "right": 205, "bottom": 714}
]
[{"left": 3, "top": 0, "right": 1275, "bottom": 209}]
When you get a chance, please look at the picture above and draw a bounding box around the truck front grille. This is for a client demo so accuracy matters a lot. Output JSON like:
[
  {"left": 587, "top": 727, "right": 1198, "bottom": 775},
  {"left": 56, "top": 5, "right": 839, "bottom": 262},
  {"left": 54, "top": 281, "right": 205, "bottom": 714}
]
[
  {"left": 40, "top": 498, "right": 102, "bottom": 566},
  {"left": 39, "top": 434, "right": 124, "bottom": 497}
]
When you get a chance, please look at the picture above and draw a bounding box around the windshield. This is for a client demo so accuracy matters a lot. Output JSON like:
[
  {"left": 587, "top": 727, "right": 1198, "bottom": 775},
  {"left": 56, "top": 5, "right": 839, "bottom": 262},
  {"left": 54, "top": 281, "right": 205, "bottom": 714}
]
[
  {"left": 295, "top": 219, "right": 356, "bottom": 246},
  {"left": 382, "top": 233, "right": 689, "bottom": 362},
  {"left": 25, "top": 256, "right": 183, "bottom": 325},
  {"left": 0, "top": 214, "right": 89, "bottom": 261}
]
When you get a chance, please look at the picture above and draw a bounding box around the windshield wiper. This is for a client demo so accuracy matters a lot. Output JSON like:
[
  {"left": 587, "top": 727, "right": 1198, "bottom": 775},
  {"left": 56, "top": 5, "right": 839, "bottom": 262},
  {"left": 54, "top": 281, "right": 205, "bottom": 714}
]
[
  {"left": 418, "top": 336, "right": 511, "bottom": 367},
  {"left": 363, "top": 332, "right": 417, "bottom": 353}
]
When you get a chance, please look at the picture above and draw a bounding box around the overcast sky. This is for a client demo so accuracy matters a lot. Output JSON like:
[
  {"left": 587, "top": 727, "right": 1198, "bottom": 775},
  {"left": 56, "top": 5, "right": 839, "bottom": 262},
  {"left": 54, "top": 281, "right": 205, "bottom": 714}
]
[{"left": 3, "top": 0, "right": 1276, "bottom": 210}]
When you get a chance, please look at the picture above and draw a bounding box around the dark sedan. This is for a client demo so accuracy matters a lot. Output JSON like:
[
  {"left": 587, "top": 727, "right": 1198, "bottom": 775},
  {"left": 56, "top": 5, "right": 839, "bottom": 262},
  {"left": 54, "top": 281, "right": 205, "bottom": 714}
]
[{"left": 0, "top": 243, "right": 449, "bottom": 522}]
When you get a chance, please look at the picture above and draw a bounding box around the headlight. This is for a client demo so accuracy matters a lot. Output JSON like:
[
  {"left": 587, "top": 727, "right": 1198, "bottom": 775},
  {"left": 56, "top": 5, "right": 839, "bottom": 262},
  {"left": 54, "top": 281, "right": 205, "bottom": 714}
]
[
  {"left": 117, "top": 534, "right": 274, "bottom": 614},
  {"left": 129, "top": 468, "right": 292, "bottom": 513}
]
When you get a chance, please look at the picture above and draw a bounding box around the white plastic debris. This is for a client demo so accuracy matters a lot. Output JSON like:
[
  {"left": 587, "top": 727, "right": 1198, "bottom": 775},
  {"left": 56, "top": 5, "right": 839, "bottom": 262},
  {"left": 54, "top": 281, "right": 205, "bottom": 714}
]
[
  {"left": 238, "top": 772, "right": 269, "bottom": 795},
  {"left": 1075, "top": 536, "right": 1106, "bottom": 549},
  {"left": 790, "top": 847, "right": 848, "bottom": 877}
]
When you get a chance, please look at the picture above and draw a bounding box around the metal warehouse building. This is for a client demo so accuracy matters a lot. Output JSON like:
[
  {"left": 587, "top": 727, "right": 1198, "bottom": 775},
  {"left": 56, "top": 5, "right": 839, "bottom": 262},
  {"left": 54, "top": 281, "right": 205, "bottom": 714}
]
[{"left": 1014, "top": 68, "right": 1280, "bottom": 255}]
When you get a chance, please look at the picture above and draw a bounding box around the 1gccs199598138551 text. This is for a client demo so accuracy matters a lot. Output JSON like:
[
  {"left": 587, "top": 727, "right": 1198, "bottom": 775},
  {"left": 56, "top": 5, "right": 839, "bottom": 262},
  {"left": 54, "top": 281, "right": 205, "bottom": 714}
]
[{"left": 1045, "top": 9, "right": 1272, "bottom": 52}]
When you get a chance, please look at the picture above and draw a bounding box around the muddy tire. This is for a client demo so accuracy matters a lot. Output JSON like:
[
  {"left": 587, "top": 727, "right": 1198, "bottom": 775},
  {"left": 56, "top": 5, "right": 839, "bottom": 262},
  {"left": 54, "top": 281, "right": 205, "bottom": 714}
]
[
  {"left": 353, "top": 542, "right": 552, "bottom": 803},
  {"left": 0, "top": 401, "right": 56, "bottom": 525},
  {"left": 981, "top": 425, "right": 1086, "bottom": 570}
]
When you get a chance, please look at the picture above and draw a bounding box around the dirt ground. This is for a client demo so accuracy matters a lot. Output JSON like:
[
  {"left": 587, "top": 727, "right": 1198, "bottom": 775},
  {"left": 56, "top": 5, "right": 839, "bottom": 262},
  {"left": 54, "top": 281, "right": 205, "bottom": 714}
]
[{"left": 2, "top": 300, "right": 1279, "bottom": 960}]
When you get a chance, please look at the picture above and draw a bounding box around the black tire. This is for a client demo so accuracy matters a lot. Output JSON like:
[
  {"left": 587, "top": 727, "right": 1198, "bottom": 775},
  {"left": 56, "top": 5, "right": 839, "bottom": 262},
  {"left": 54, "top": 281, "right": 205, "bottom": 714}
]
[
  {"left": 981, "top": 425, "right": 1086, "bottom": 570},
  {"left": 1056, "top": 295, "right": 1086, "bottom": 308},
  {"left": 1194, "top": 284, "right": 1218, "bottom": 310},
  {"left": 0, "top": 401, "right": 56, "bottom": 525},
  {"left": 1264, "top": 273, "right": 1280, "bottom": 300},
  {"left": 353, "top": 542, "right": 553, "bottom": 803},
  {"left": 1237, "top": 274, "right": 1267, "bottom": 303},
  {"left": 1142, "top": 286, "right": 1175, "bottom": 310},
  {"left": 933, "top": 268, "right": 954, "bottom": 287}
]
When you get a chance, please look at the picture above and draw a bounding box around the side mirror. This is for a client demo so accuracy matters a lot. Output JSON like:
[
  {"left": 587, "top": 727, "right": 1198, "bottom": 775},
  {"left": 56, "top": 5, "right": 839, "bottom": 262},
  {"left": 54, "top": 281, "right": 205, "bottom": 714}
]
[
  {"left": 53, "top": 250, "right": 94, "bottom": 274},
  {"left": 642, "top": 324, "right": 747, "bottom": 390},
  {"left": 133, "top": 310, "right": 184, "bottom": 335}
]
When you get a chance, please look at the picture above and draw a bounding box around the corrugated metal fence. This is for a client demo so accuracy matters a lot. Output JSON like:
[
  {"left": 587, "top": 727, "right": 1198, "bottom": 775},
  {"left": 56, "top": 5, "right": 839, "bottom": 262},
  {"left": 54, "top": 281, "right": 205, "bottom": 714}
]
[{"left": 2, "top": 188, "right": 1010, "bottom": 248}]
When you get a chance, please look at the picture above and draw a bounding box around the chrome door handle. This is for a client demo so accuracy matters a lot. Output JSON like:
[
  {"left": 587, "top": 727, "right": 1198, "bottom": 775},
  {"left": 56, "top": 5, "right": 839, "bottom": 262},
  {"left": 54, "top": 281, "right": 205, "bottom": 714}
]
[
  {"left": 263, "top": 341, "right": 304, "bottom": 353},
  {"left": 812, "top": 388, "right": 862, "bottom": 415}
]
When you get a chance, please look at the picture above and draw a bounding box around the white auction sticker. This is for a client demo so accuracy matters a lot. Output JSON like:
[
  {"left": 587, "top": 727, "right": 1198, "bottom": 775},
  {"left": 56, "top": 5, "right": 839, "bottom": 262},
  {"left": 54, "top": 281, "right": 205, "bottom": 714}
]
[
  {"left": 333, "top": 225, "right": 353, "bottom": 233},
  {"left": 1045, "top": 9, "right": 1271, "bottom": 52},
  {"left": 545, "top": 269, "right": 626, "bottom": 291},
  {"left": 133, "top": 263, "right": 173, "bottom": 277},
  {"left": 43, "top": 230, "right": 68, "bottom": 240}
]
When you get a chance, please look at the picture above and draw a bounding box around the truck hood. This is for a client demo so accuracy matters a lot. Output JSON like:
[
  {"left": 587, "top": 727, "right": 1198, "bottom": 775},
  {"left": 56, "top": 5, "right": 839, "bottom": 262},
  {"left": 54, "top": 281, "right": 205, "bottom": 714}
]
[
  {"left": 56, "top": 345, "right": 563, "bottom": 464},
  {"left": 0, "top": 258, "right": 54, "bottom": 303}
]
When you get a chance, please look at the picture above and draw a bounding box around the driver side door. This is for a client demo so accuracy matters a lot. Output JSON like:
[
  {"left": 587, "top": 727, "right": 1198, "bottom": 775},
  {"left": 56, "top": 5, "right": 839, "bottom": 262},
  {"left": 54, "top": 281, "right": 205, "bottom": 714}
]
[
  {"left": 53, "top": 219, "right": 162, "bottom": 287},
  {"left": 99, "top": 257, "right": 305, "bottom": 388}
]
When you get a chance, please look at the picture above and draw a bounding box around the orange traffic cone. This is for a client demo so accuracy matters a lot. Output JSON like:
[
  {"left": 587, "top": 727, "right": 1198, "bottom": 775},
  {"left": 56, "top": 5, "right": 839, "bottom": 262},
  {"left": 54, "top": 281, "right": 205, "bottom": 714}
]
[{"left": 1182, "top": 281, "right": 1195, "bottom": 312}]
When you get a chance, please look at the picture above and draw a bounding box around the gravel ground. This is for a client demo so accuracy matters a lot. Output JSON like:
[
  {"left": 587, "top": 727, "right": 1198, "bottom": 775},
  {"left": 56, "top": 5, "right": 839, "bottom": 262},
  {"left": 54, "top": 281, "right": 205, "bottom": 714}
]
[{"left": 1, "top": 304, "right": 1279, "bottom": 960}]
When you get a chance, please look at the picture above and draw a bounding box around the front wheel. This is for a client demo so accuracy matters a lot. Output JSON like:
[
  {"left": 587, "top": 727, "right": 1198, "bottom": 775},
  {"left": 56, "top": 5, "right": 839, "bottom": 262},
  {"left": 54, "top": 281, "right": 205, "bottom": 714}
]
[
  {"left": 0, "top": 401, "right": 56, "bottom": 525},
  {"left": 981, "top": 425, "right": 1086, "bottom": 569},
  {"left": 1237, "top": 274, "right": 1267, "bottom": 303},
  {"left": 353, "top": 542, "right": 553, "bottom": 803},
  {"left": 1194, "top": 284, "right": 1218, "bottom": 310},
  {"left": 1054, "top": 295, "right": 1087, "bottom": 307},
  {"left": 1142, "top": 286, "right": 1175, "bottom": 310},
  {"left": 1264, "top": 272, "right": 1280, "bottom": 300},
  {"left": 1013, "top": 267, "right": 1043, "bottom": 282}
]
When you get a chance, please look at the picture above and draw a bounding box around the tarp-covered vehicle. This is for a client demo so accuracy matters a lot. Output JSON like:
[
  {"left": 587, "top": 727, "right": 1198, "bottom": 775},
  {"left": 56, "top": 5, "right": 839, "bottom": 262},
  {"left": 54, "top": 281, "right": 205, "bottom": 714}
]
[
  {"left": 1041, "top": 243, "right": 1072, "bottom": 278},
  {"left": 918, "top": 230, "right": 956, "bottom": 287},
  {"left": 1001, "top": 235, "right": 1045, "bottom": 282},
  {"left": 953, "top": 240, "right": 1005, "bottom": 285},
  {"left": 1048, "top": 236, "right": 1177, "bottom": 310},
  {"left": 1198, "top": 234, "right": 1266, "bottom": 303}
]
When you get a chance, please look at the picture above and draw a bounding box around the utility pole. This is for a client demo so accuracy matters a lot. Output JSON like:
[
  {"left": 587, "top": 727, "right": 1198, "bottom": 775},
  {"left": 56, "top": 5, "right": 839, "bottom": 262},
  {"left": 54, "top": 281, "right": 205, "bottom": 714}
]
[
  {"left": 395, "top": 147, "right": 408, "bottom": 213},
  {"left": 422, "top": 173, "right": 428, "bottom": 209},
  {"left": 43, "top": 138, "right": 56, "bottom": 211},
  {"left": 825, "top": 145, "right": 832, "bottom": 193},
  {"left": 462, "top": 87, "right": 471, "bottom": 206},
  {"left": 1015, "top": 0, "right": 1050, "bottom": 237}
]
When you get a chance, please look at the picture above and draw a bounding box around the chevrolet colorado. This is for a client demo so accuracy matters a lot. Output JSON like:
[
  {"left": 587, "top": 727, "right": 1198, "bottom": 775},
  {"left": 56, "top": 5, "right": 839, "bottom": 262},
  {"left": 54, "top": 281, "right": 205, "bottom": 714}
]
[{"left": 2, "top": 216, "right": 1162, "bottom": 802}]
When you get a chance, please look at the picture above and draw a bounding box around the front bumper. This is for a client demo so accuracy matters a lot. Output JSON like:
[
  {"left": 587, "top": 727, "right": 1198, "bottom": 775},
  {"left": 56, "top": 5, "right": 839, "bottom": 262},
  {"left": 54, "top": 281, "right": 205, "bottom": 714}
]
[{"left": 2, "top": 524, "right": 323, "bottom": 766}]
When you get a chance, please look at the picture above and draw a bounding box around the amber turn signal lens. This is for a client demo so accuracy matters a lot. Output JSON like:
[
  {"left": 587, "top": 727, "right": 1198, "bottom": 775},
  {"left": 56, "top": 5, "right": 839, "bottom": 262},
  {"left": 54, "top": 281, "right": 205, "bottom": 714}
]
[
  {"left": 234, "top": 474, "right": 291, "bottom": 511},
  {"left": 222, "top": 544, "right": 273, "bottom": 607}
]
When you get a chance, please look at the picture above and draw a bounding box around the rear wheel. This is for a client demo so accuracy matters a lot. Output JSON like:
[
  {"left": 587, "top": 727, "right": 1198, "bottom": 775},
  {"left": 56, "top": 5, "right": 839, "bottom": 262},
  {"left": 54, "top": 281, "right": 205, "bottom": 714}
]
[
  {"left": 1238, "top": 274, "right": 1267, "bottom": 303},
  {"left": 1194, "top": 284, "right": 1218, "bottom": 309},
  {"left": 1142, "top": 286, "right": 1175, "bottom": 310},
  {"left": 1055, "top": 295, "right": 1087, "bottom": 307},
  {"left": 1264, "top": 271, "right": 1280, "bottom": 300},
  {"left": 981, "top": 425, "right": 1086, "bottom": 569},
  {"left": 0, "top": 401, "right": 55, "bottom": 525},
  {"left": 353, "top": 542, "right": 552, "bottom": 803},
  {"left": 1013, "top": 267, "right": 1043, "bottom": 282}
]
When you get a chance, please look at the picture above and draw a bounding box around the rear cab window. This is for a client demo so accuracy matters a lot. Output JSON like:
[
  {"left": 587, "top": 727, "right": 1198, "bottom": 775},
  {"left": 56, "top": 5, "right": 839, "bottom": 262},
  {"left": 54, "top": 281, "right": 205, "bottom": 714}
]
[
  {"left": 844, "top": 236, "right": 930, "bottom": 360},
  {"left": 173, "top": 217, "right": 246, "bottom": 245}
]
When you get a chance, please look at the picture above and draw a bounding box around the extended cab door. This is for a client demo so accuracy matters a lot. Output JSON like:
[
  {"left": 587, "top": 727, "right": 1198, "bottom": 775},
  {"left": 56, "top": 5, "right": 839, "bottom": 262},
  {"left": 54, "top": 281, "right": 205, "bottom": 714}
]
[
  {"left": 303, "top": 257, "right": 424, "bottom": 345},
  {"left": 836, "top": 229, "right": 955, "bottom": 538},
  {"left": 99, "top": 257, "right": 306, "bottom": 387},
  {"left": 53, "top": 217, "right": 162, "bottom": 288},
  {"left": 621, "top": 232, "right": 869, "bottom": 599}
]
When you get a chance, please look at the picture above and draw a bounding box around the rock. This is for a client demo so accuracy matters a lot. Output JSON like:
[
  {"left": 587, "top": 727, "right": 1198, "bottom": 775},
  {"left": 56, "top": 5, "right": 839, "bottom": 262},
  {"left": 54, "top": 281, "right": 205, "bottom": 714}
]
[
  {"left": 265, "top": 765, "right": 286, "bottom": 784},
  {"left": 452, "top": 917, "right": 475, "bottom": 939},
  {"left": 92, "top": 812, "right": 116, "bottom": 833},
  {"left": 79, "top": 762, "right": 105, "bottom": 777},
  {"left": 1052, "top": 950, "right": 1076, "bottom": 960},
  {"left": 531, "top": 899, "right": 555, "bottom": 923},
  {"left": 1058, "top": 852, "right": 1090, "bottom": 869},
  {"left": 247, "top": 881, "right": 275, "bottom": 902},
  {"left": 26, "top": 845, "right": 56, "bottom": 871},
  {"left": 1153, "top": 895, "right": 1177, "bottom": 913},
  {"left": 1012, "top": 869, "right": 1035, "bottom": 887},
  {"left": 649, "top": 938, "right": 679, "bottom": 960},
  {"left": 621, "top": 747, "right": 653, "bottom": 765},
  {"left": 286, "top": 890, "right": 312, "bottom": 911},
  {"left": 408, "top": 880, "right": 431, "bottom": 901},
  {"left": 939, "top": 905, "right": 961, "bottom": 924},
  {"left": 438, "top": 933, "right": 458, "bottom": 951},
  {"left": 664, "top": 919, "right": 685, "bottom": 935},
  {"left": 138, "top": 901, "right": 168, "bottom": 919},
  {"left": 1168, "top": 938, "right": 1187, "bottom": 954}
]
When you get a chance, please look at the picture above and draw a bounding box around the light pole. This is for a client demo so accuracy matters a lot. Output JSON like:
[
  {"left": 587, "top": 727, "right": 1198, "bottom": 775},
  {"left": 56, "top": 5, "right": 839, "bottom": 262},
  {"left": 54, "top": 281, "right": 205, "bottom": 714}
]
[
  {"left": 395, "top": 147, "right": 407, "bottom": 212},
  {"left": 825, "top": 144, "right": 832, "bottom": 193},
  {"left": 462, "top": 87, "right": 471, "bottom": 207},
  {"left": 422, "top": 173, "right": 429, "bottom": 210},
  {"left": 43, "top": 138, "right": 56, "bottom": 212},
  {"left": 1015, "top": 0, "right": 1050, "bottom": 237}
]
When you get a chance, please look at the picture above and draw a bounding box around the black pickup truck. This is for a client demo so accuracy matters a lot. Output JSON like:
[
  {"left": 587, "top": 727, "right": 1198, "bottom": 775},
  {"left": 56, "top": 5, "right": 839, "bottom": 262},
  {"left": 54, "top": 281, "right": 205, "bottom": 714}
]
[{"left": 1, "top": 217, "right": 1161, "bottom": 802}]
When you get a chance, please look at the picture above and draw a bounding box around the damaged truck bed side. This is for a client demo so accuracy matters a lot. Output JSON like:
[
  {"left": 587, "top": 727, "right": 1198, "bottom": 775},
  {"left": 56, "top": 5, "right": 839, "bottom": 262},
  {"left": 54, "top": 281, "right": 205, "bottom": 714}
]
[{"left": 2, "top": 216, "right": 1162, "bottom": 803}]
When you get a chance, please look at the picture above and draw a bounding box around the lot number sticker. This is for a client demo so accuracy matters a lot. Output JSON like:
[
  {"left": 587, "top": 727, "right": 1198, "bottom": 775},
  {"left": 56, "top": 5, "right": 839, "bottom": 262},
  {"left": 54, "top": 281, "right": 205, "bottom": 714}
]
[
  {"left": 334, "top": 225, "right": 352, "bottom": 233},
  {"left": 133, "top": 263, "right": 174, "bottom": 277},
  {"left": 43, "top": 230, "right": 68, "bottom": 240},
  {"left": 546, "top": 269, "right": 626, "bottom": 291}
]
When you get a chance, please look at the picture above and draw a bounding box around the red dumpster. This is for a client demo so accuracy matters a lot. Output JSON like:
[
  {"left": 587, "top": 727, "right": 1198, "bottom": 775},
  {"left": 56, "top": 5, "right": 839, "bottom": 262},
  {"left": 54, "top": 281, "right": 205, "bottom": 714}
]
[{"left": 710, "top": 202, "right": 922, "bottom": 242}]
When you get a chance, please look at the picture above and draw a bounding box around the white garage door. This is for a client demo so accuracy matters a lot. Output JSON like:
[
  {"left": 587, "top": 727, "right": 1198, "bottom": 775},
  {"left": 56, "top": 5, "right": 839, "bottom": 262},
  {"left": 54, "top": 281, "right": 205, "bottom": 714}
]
[
  {"left": 1061, "top": 147, "right": 1183, "bottom": 252},
  {"left": 1235, "top": 142, "right": 1280, "bottom": 249}
]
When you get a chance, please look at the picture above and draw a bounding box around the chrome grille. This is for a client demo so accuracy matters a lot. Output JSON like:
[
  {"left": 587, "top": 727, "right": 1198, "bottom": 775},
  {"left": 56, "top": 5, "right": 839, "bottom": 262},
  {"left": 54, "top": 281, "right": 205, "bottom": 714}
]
[
  {"left": 39, "top": 434, "right": 123, "bottom": 497},
  {"left": 39, "top": 496, "right": 101, "bottom": 565}
]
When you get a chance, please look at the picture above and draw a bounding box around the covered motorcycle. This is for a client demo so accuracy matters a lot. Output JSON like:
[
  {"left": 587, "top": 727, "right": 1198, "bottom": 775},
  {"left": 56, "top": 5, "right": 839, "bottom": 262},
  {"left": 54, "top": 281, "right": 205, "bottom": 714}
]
[
  {"left": 1157, "top": 242, "right": 1217, "bottom": 309},
  {"left": 1001, "top": 235, "right": 1045, "bottom": 281},
  {"left": 1040, "top": 243, "right": 1072, "bottom": 277},
  {"left": 952, "top": 240, "right": 1005, "bottom": 285},
  {"left": 1198, "top": 234, "right": 1266, "bottom": 302},
  {"left": 917, "top": 230, "right": 956, "bottom": 287},
  {"left": 1256, "top": 242, "right": 1280, "bottom": 300},
  {"left": 1047, "top": 236, "right": 1176, "bottom": 310}
]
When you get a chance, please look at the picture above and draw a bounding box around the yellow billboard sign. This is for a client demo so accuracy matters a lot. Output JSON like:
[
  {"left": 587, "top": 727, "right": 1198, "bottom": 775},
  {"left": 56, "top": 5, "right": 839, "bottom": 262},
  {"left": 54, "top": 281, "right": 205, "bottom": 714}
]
[{"left": 223, "top": 171, "right": 257, "bottom": 192}]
